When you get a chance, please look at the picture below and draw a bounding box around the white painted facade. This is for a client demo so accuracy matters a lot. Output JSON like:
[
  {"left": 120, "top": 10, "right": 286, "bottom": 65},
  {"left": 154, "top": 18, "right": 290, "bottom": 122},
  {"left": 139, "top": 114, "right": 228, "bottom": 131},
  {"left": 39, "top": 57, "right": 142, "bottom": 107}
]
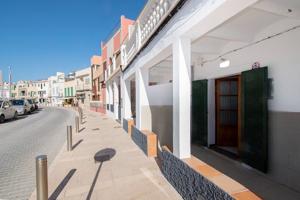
[
  {"left": 35, "top": 80, "right": 49, "bottom": 103},
  {"left": 105, "top": 72, "right": 122, "bottom": 120},
  {"left": 123, "top": 0, "right": 258, "bottom": 158},
  {"left": 75, "top": 67, "right": 92, "bottom": 107},
  {"left": 0, "top": 82, "right": 12, "bottom": 99},
  {"left": 121, "top": 0, "right": 300, "bottom": 192},
  {"left": 48, "top": 72, "right": 65, "bottom": 106}
]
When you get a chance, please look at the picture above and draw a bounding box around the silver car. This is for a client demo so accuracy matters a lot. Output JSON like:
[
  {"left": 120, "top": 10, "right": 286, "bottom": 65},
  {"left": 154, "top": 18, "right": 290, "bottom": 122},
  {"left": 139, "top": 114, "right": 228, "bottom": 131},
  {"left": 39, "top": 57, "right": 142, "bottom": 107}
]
[
  {"left": 11, "top": 99, "right": 31, "bottom": 115},
  {"left": 0, "top": 100, "right": 18, "bottom": 123}
]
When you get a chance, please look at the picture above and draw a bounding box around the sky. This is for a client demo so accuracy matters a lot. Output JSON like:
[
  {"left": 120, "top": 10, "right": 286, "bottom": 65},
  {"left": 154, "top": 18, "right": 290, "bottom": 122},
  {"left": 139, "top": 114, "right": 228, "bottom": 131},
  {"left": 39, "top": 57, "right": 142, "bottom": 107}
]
[{"left": 0, "top": 0, "right": 146, "bottom": 82}]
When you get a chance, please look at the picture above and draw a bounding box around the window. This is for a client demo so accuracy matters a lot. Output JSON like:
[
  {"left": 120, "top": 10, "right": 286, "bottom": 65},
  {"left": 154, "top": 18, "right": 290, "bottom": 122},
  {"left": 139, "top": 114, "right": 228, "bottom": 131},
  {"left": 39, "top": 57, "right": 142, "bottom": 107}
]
[
  {"left": 85, "top": 77, "right": 90, "bottom": 85},
  {"left": 3, "top": 101, "right": 9, "bottom": 108},
  {"left": 12, "top": 100, "right": 24, "bottom": 106}
]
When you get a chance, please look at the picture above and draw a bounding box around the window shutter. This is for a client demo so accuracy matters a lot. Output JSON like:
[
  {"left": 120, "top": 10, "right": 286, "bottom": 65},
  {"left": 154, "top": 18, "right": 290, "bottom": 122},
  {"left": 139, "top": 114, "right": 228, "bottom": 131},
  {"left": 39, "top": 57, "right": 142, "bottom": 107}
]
[
  {"left": 241, "top": 67, "right": 268, "bottom": 172},
  {"left": 192, "top": 79, "right": 208, "bottom": 146}
]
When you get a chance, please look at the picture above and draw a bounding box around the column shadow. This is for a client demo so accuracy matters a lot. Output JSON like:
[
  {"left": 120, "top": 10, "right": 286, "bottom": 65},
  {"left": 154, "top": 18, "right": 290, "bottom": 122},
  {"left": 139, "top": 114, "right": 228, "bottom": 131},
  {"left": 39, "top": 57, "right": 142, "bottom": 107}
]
[
  {"left": 72, "top": 139, "right": 83, "bottom": 150},
  {"left": 79, "top": 127, "right": 86, "bottom": 133},
  {"left": 48, "top": 169, "right": 76, "bottom": 200}
]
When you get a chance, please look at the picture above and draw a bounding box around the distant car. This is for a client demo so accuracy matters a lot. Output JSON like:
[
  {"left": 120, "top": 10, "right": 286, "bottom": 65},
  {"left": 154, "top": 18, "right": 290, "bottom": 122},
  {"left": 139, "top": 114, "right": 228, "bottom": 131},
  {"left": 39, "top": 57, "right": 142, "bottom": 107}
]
[
  {"left": 33, "top": 101, "right": 39, "bottom": 110},
  {"left": 0, "top": 100, "right": 18, "bottom": 123},
  {"left": 27, "top": 99, "right": 37, "bottom": 112},
  {"left": 10, "top": 99, "right": 31, "bottom": 115}
]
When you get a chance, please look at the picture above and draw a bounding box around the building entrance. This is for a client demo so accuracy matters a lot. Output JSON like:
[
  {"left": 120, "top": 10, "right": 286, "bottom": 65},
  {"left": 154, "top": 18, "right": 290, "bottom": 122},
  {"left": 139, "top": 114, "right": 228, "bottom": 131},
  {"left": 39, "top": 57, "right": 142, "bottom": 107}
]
[{"left": 215, "top": 76, "right": 240, "bottom": 155}]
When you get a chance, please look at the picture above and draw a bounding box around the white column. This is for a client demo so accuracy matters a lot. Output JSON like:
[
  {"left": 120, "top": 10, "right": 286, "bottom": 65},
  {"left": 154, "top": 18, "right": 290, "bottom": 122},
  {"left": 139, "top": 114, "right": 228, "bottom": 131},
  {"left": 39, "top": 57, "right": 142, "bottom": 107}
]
[
  {"left": 113, "top": 56, "right": 116, "bottom": 71},
  {"left": 173, "top": 37, "right": 191, "bottom": 159},
  {"left": 109, "top": 83, "right": 113, "bottom": 113},
  {"left": 105, "top": 82, "right": 109, "bottom": 111},
  {"left": 113, "top": 80, "right": 119, "bottom": 119},
  {"left": 136, "top": 68, "right": 150, "bottom": 130},
  {"left": 122, "top": 77, "right": 131, "bottom": 120}
]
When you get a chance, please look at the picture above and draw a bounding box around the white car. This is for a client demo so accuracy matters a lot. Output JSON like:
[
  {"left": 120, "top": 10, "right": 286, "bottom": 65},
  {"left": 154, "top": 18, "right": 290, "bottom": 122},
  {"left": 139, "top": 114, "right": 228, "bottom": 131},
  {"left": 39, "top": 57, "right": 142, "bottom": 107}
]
[
  {"left": 10, "top": 99, "right": 32, "bottom": 115},
  {"left": 0, "top": 100, "right": 18, "bottom": 123}
]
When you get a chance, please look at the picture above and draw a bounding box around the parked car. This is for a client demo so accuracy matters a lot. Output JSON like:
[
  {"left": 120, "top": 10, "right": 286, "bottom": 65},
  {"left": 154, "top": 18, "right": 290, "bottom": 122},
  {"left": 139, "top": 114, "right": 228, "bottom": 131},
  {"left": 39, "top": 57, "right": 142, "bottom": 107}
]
[
  {"left": 0, "top": 100, "right": 18, "bottom": 123},
  {"left": 10, "top": 99, "right": 31, "bottom": 115},
  {"left": 33, "top": 100, "right": 39, "bottom": 110},
  {"left": 27, "top": 99, "right": 37, "bottom": 112}
]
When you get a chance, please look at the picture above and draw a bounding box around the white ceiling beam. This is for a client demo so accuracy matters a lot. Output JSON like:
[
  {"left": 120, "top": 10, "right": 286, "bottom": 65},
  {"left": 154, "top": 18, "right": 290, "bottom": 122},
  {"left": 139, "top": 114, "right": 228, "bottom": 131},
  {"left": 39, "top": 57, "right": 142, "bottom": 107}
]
[{"left": 253, "top": 1, "right": 300, "bottom": 19}]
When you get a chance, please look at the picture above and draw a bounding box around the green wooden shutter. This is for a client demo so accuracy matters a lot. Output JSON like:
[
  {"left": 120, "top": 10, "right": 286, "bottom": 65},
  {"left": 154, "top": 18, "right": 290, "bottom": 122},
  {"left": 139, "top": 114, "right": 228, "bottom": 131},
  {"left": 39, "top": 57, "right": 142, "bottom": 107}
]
[
  {"left": 241, "top": 67, "right": 268, "bottom": 173},
  {"left": 192, "top": 79, "right": 208, "bottom": 146}
]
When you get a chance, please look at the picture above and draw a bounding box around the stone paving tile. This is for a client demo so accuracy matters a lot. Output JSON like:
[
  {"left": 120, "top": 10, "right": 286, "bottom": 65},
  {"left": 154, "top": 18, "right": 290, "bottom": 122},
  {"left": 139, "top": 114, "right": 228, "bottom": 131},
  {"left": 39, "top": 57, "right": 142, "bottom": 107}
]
[{"left": 29, "top": 109, "right": 182, "bottom": 200}]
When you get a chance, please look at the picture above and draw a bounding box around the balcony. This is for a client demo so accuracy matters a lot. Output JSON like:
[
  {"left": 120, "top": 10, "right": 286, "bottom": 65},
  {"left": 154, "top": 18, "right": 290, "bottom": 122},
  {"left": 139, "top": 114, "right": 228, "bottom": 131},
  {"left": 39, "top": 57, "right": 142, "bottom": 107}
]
[
  {"left": 122, "top": 0, "right": 181, "bottom": 68},
  {"left": 76, "top": 84, "right": 92, "bottom": 91}
]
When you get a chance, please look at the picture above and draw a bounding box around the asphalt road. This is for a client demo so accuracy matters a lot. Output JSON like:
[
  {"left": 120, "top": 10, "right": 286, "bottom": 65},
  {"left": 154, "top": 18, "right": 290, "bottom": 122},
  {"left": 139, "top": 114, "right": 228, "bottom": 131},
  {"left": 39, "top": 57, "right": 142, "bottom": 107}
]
[{"left": 0, "top": 107, "right": 75, "bottom": 200}]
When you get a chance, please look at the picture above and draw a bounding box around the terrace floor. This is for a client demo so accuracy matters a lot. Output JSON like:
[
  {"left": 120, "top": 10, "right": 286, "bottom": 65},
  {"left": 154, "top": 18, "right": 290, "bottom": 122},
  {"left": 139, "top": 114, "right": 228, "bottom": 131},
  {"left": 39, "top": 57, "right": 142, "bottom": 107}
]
[{"left": 191, "top": 145, "right": 300, "bottom": 200}]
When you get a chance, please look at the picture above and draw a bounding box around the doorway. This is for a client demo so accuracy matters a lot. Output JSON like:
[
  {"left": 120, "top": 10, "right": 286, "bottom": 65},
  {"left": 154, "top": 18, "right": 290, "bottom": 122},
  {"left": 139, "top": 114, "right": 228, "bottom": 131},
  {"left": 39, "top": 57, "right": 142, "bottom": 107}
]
[
  {"left": 215, "top": 75, "right": 240, "bottom": 155},
  {"left": 191, "top": 67, "right": 268, "bottom": 172}
]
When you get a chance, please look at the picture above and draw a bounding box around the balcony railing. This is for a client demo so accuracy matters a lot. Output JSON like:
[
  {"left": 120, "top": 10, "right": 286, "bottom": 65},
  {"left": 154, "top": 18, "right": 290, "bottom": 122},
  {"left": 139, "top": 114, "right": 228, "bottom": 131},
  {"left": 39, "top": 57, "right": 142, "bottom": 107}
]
[
  {"left": 122, "top": 0, "right": 181, "bottom": 68},
  {"left": 76, "top": 84, "right": 92, "bottom": 91}
]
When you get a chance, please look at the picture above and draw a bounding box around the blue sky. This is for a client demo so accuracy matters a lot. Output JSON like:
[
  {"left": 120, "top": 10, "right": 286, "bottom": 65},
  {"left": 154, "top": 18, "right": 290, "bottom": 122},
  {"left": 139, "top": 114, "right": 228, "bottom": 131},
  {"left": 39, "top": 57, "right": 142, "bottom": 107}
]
[{"left": 0, "top": 0, "right": 146, "bottom": 82}]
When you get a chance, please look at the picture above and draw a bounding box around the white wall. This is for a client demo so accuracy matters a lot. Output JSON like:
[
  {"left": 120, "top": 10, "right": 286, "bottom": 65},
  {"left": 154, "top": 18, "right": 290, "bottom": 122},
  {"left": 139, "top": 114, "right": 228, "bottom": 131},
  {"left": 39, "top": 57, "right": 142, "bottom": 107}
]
[
  {"left": 194, "top": 19, "right": 300, "bottom": 112},
  {"left": 147, "top": 83, "right": 173, "bottom": 106}
]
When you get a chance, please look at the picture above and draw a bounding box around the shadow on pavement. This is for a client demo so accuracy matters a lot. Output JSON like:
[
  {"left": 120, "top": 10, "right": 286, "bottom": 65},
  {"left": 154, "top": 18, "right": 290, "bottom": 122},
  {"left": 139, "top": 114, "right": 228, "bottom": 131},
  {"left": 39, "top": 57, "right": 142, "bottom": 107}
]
[
  {"left": 79, "top": 127, "right": 86, "bottom": 133},
  {"left": 27, "top": 108, "right": 42, "bottom": 115},
  {"left": 1, "top": 115, "right": 28, "bottom": 124},
  {"left": 72, "top": 139, "right": 83, "bottom": 150},
  {"left": 86, "top": 148, "right": 116, "bottom": 200},
  {"left": 49, "top": 169, "right": 76, "bottom": 200}
]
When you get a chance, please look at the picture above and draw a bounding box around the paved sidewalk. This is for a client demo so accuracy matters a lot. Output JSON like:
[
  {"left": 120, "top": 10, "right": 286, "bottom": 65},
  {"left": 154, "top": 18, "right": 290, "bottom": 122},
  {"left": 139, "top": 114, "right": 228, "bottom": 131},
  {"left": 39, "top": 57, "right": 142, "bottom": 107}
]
[{"left": 30, "top": 109, "right": 182, "bottom": 200}]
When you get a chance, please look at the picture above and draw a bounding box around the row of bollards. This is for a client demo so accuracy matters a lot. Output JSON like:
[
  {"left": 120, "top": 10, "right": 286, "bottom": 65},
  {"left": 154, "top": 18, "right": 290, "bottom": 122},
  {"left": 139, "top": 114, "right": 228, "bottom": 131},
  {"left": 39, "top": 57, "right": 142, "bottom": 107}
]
[{"left": 35, "top": 108, "right": 83, "bottom": 199}]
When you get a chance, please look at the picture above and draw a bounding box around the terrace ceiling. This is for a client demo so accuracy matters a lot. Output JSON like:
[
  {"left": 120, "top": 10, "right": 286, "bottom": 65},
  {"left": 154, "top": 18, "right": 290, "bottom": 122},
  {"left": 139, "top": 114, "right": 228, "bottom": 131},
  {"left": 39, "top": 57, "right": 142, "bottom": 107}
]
[{"left": 191, "top": 0, "right": 300, "bottom": 60}]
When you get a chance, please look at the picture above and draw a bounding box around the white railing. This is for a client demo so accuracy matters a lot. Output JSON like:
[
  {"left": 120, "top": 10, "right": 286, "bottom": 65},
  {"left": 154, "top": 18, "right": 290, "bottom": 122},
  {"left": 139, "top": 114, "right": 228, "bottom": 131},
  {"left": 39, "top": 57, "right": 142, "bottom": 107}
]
[
  {"left": 124, "top": 25, "right": 138, "bottom": 64},
  {"left": 76, "top": 84, "right": 92, "bottom": 91},
  {"left": 123, "top": 0, "right": 181, "bottom": 68}
]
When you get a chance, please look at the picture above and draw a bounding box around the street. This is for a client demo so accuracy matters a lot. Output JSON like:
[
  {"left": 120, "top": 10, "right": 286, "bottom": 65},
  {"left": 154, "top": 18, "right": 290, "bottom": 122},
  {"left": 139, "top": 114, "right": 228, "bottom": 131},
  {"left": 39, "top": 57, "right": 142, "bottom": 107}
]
[{"left": 0, "top": 107, "right": 75, "bottom": 200}]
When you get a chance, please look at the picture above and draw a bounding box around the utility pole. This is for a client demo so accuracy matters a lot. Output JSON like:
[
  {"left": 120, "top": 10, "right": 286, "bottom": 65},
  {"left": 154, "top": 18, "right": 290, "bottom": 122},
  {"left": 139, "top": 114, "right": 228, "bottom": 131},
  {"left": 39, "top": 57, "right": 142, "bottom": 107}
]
[
  {"left": 0, "top": 70, "right": 3, "bottom": 98},
  {"left": 8, "top": 66, "right": 12, "bottom": 99}
]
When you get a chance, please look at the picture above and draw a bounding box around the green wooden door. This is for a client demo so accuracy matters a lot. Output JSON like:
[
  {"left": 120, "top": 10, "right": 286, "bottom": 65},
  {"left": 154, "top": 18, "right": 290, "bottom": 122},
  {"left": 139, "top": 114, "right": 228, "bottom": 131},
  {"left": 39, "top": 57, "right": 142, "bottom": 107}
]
[
  {"left": 192, "top": 80, "right": 208, "bottom": 146},
  {"left": 241, "top": 67, "right": 268, "bottom": 172}
]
